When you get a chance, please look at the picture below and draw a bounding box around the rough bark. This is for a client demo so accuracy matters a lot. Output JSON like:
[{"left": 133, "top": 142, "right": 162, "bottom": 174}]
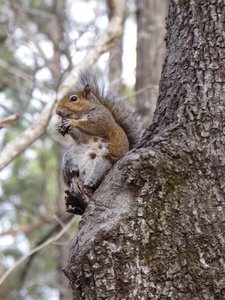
[
  {"left": 64, "top": 1, "right": 225, "bottom": 299},
  {"left": 136, "top": 0, "right": 168, "bottom": 126}
]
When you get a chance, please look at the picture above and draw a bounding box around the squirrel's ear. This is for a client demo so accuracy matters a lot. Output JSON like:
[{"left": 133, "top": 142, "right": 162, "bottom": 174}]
[{"left": 83, "top": 84, "right": 91, "bottom": 98}]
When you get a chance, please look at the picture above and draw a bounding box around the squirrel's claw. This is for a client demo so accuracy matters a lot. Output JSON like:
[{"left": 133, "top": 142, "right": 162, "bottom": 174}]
[{"left": 57, "top": 118, "right": 72, "bottom": 136}]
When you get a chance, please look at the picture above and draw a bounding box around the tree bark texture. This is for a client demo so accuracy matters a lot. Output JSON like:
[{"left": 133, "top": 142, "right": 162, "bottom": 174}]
[
  {"left": 135, "top": 0, "right": 168, "bottom": 126},
  {"left": 64, "top": 1, "right": 225, "bottom": 299}
]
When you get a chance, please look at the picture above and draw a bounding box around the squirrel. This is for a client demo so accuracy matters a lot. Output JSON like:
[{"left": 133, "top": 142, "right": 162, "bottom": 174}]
[{"left": 56, "top": 70, "right": 139, "bottom": 198}]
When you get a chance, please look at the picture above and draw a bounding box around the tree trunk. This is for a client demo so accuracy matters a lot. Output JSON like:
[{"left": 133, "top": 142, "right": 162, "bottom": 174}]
[
  {"left": 136, "top": 0, "right": 168, "bottom": 127},
  {"left": 64, "top": 1, "right": 225, "bottom": 299}
]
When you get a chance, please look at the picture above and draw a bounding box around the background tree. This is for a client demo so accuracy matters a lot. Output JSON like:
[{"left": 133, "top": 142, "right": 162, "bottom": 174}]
[
  {"left": 135, "top": 0, "right": 168, "bottom": 126},
  {"left": 107, "top": 0, "right": 124, "bottom": 91},
  {"left": 64, "top": 1, "right": 225, "bottom": 299}
]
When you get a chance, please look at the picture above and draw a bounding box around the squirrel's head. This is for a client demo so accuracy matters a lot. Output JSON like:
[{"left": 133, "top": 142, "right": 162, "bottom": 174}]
[{"left": 56, "top": 84, "right": 91, "bottom": 118}]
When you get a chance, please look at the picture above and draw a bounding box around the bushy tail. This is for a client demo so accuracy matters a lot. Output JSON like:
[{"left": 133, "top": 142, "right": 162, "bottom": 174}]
[{"left": 75, "top": 69, "right": 140, "bottom": 148}]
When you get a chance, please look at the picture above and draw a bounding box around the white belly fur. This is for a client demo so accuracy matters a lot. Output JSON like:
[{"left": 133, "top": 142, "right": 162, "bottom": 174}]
[{"left": 76, "top": 138, "right": 109, "bottom": 181}]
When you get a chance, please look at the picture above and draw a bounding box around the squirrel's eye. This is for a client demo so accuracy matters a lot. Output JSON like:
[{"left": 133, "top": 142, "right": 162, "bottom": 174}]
[{"left": 70, "top": 95, "right": 78, "bottom": 102}]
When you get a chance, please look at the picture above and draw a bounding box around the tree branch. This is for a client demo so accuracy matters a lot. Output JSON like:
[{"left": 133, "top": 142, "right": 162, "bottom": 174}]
[
  {"left": 0, "top": 0, "right": 125, "bottom": 171},
  {"left": 19, "top": 214, "right": 73, "bottom": 285},
  {"left": 0, "top": 215, "right": 77, "bottom": 286},
  {"left": 0, "top": 113, "right": 20, "bottom": 129},
  {"left": 0, "top": 216, "right": 54, "bottom": 236},
  {"left": 0, "top": 98, "right": 56, "bottom": 170},
  {"left": 0, "top": 59, "right": 33, "bottom": 82},
  {"left": 63, "top": 0, "right": 125, "bottom": 87}
]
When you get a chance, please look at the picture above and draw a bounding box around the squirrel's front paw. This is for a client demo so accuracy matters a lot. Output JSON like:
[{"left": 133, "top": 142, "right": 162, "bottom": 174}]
[{"left": 57, "top": 118, "right": 72, "bottom": 136}]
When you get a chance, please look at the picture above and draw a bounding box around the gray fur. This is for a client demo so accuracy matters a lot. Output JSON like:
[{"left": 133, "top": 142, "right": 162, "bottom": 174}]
[{"left": 74, "top": 69, "right": 140, "bottom": 149}]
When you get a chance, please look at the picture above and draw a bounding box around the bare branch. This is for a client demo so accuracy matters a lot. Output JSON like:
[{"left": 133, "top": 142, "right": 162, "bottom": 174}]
[
  {"left": 11, "top": 3, "right": 54, "bottom": 74},
  {"left": 0, "top": 113, "right": 20, "bottom": 129},
  {"left": 0, "top": 0, "right": 126, "bottom": 171},
  {"left": 0, "top": 220, "right": 45, "bottom": 236},
  {"left": 0, "top": 82, "right": 7, "bottom": 91},
  {"left": 0, "top": 98, "right": 56, "bottom": 170},
  {"left": 121, "top": 84, "right": 159, "bottom": 101},
  {"left": 19, "top": 214, "right": 73, "bottom": 285},
  {"left": 0, "top": 77, "right": 21, "bottom": 93},
  {"left": 13, "top": 2, "right": 53, "bottom": 20},
  {"left": 0, "top": 216, "right": 77, "bottom": 286},
  {"left": 0, "top": 59, "right": 33, "bottom": 82},
  {"left": 0, "top": 216, "right": 54, "bottom": 236},
  {"left": 64, "top": 0, "right": 126, "bottom": 87}
]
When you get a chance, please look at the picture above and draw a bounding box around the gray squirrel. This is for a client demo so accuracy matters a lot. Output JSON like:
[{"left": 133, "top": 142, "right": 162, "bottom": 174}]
[{"left": 56, "top": 70, "right": 139, "bottom": 211}]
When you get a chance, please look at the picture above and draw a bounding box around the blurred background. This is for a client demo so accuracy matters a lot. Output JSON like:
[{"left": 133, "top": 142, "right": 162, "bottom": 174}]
[{"left": 0, "top": 0, "right": 168, "bottom": 299}]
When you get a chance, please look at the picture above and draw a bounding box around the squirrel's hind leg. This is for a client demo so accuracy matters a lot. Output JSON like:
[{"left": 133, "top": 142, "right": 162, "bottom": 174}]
[{"left": 83, "top": 156, "right": 112, "bottom": 189}]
